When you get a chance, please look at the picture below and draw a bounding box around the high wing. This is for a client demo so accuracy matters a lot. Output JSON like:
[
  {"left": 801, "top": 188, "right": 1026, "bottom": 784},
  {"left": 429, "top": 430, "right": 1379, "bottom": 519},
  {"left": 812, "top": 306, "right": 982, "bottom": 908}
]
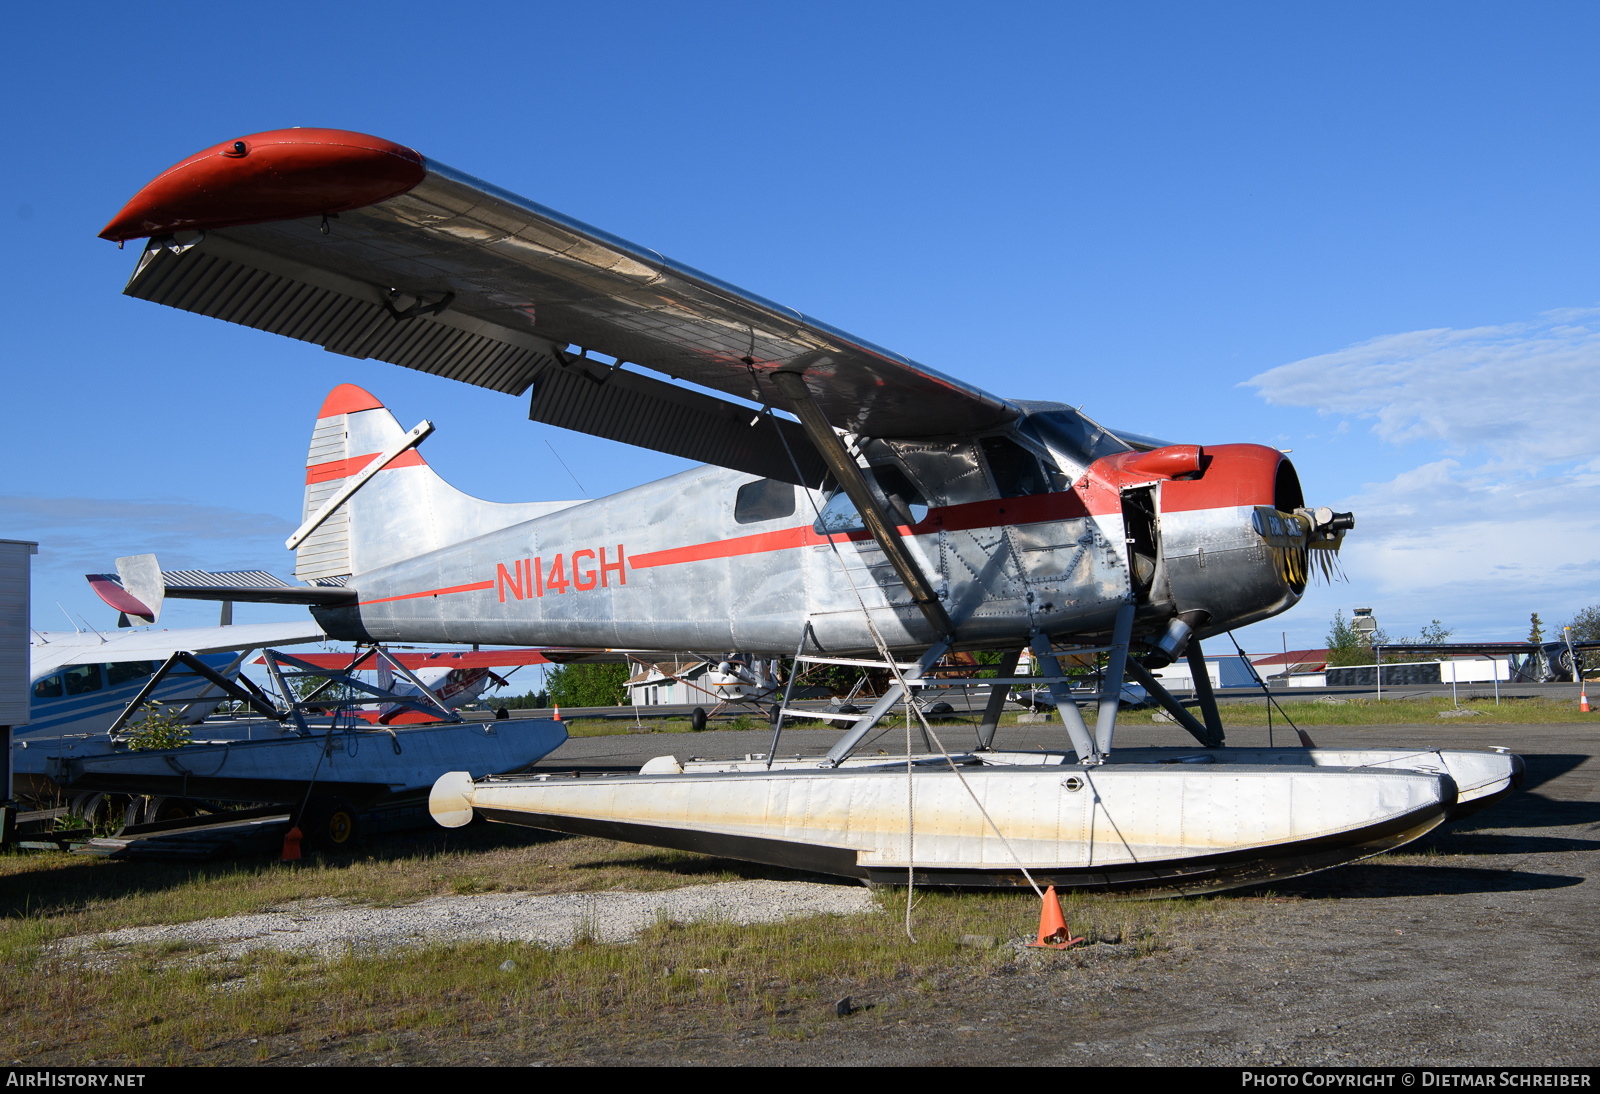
[
  {"left": 100, "top": 129, "right": 1018, "bottom": 483},
  {"left": 29, "top": 621, "right": 326, "bottom": 679}
]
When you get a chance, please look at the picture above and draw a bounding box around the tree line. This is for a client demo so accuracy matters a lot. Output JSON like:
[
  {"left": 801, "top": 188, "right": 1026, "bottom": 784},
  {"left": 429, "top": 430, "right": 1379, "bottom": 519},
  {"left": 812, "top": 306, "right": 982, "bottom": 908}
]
[{"left": 1325, "top": 605, "right": 1600, "bottom": 667}]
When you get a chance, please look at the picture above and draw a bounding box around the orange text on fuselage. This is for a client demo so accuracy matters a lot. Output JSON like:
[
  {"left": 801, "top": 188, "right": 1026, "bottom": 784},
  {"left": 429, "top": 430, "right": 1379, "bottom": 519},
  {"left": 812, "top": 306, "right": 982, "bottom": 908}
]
[{"left": 497, "top": 547, "right": 626, "bottom": 602}]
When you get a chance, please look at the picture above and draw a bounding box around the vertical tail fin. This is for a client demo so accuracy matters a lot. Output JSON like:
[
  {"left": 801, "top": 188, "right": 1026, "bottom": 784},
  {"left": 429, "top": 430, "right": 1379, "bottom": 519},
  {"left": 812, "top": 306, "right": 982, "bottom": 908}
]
[{"left": 297, "top": 384, "right": 582, "bottom": 581}]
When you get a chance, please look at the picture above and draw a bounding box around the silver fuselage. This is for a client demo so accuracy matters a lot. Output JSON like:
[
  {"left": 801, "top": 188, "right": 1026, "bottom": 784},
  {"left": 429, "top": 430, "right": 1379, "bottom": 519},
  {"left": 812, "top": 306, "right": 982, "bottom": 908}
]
[{"left": 315, "top": 426, "right": 1302, "bottom": 656}]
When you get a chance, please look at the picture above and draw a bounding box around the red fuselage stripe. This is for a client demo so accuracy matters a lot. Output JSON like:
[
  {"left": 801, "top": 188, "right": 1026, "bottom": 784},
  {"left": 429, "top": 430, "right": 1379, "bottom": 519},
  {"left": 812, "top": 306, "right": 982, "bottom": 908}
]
[
  {"left": 629, "top": 491, "right": 1108, "bottom": 570},
  {"left": 359, "top": 580, "right": 494, "bottom": 606}
]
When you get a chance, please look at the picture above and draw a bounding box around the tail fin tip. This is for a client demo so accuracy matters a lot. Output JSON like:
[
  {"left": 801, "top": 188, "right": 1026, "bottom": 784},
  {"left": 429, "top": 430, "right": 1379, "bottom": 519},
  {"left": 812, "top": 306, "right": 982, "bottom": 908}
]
[{"left": 318, "top": 383, "right": 385, "bottom": 419}]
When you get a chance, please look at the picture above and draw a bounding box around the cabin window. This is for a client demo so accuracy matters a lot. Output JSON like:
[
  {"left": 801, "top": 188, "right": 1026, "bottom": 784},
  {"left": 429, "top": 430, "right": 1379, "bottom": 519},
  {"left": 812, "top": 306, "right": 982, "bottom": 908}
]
[
  {"left": 61, "top": 664, "right": 104, "bottom": 696},
  {"left": 734, "top": 478, "right": 796, "bottom": 524},
  {"left": 981, "top": 436, "right": 1051, "bottom": 498},
  {"left": 813, "top": 466, "right": 929, "bottom": 534},
  {"left": 106, "top": 661, "right": 156, "bottom": 687},
  {"left": 32, "top": 675, "right": 62, "bottom": 700}
]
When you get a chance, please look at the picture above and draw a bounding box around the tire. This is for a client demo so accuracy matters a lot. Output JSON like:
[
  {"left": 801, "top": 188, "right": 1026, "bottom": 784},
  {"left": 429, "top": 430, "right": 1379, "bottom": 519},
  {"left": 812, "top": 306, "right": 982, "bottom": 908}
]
[
  {"left": 926, "top": 701, "right": 954, "bottom": 716},
  {"left": 304, "top": 797, "right": 361, "bottom": 852},
  {"left": 69, "top": 792, "right": 108, "bottom": 831},
  {"left": 690, "top": 707, "right": 708, "bottom": 732},
  {"left": 146, "top": 796, "right": 198, "bottom": 824}
]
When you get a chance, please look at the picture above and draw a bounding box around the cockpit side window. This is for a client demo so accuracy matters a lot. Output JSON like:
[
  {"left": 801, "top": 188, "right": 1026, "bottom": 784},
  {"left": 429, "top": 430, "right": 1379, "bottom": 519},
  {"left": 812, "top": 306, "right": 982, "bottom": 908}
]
[
  {"left": 106, "top": 661, "right": 157, "bottom": 688},
  {"left": 813, "top": 465, "right": 929, "bottom": 534},
  {"left": 32, "top": 675, "right": 63, "bottom": 700},
  {"left": 1018, "top": 408, "right": 1132, "bottom": 475},
  {"left": 981, "top": 436, "right": 1052, "bottom": 498},
  {"left": 61, "top": 664, "right": 104, "bottom": 696},
  {"left": 734, "top": 478, "right": 796, "bottom": 524}
]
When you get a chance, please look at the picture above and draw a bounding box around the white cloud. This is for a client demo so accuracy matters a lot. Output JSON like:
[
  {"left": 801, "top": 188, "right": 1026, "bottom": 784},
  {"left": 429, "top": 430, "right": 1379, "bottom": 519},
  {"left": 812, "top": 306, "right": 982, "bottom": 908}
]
[
  {"left": 1240, "top": 309, "right": 1600, "bottom": 640},
  {"left": 0, "top": 494, "right": 300, "bottom": 630},
  {"left": 1245, "top": 308, "right": 1600, "bottom": 468}
]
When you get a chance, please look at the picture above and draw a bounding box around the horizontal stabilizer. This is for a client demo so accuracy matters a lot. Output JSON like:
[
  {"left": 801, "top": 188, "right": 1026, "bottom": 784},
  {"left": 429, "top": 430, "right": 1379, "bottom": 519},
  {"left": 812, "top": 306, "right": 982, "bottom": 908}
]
[{"left": 87, "top": 565, "right": 356, "bottom": 609}]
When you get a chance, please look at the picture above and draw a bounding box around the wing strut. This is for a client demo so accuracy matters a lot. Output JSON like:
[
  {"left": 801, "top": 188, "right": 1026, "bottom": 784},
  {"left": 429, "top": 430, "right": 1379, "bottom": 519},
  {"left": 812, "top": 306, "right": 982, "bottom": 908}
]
[
  {"left": 769, "top": 371, "right": 954, "bottom": 639},
  {"left": 974, "top": 649, "right": 1023, "bottom": 750}
]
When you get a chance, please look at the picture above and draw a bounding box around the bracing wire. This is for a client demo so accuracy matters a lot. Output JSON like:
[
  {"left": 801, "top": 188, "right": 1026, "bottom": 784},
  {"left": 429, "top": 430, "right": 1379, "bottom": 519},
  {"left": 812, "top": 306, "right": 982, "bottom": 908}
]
[{"left": 1225, "top": 630, "right": 1316, "bottom": 748}]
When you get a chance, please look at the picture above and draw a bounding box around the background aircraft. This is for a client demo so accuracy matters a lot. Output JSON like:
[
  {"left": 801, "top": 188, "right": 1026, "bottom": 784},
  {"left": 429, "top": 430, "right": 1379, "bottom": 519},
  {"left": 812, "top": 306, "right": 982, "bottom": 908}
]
[
  {"left": 266, "top": 647, "right": 550, "bottom": 723},
  {"left": 15, "top": 619, "right": 324, "bottom": 801}
]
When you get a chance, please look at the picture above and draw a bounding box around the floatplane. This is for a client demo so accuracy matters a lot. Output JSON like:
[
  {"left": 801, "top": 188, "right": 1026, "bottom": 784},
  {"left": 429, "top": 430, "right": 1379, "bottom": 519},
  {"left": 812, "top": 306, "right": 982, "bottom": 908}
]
[
  {"left": 16, "top": 605, "right": 323, "bottom": 810},
  {"left": 94, "top": 128, "right": 1521, "bottom": 891}
]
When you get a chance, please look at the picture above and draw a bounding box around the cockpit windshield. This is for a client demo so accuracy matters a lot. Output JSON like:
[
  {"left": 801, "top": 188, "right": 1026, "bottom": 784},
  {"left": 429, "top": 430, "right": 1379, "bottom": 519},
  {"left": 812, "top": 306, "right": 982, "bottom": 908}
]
[{"left": 1014, "top": 402, "right": 1132, "bottom": 473}]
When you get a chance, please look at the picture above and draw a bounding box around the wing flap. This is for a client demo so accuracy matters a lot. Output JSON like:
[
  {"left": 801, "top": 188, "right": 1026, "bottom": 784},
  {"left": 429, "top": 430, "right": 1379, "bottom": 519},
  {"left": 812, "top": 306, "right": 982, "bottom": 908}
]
[
  {"left": 527, "top": 359, "right": 827, "bottom": 487},
  {"left": 127, "top": 234, "right": 558, "bottom": 395}
]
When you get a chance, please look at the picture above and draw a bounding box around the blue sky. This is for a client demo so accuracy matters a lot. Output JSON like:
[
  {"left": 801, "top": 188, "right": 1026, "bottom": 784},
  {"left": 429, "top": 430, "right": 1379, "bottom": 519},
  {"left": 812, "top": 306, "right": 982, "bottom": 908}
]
[{"left": 3, "top": 2, "right": 1598, "bottom": 656}]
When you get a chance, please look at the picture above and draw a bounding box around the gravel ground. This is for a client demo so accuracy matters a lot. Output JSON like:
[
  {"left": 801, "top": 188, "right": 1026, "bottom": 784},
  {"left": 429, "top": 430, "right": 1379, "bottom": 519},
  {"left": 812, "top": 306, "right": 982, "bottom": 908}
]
[{"left": 57, "top": 879, "right": 877, "bottom": 962}]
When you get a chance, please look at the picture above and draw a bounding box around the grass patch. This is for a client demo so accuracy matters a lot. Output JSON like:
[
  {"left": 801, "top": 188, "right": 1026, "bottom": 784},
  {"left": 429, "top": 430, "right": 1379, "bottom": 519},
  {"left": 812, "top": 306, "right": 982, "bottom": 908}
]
[
  {"left": 0, "top": 871, "right": 1232, "bottom": 1065},
  {"left": 1211, "top": 694, "right": 1591, "bottom": 726},
  {"left": 0, "top": 826, "right": 751, "bottom": 948}
]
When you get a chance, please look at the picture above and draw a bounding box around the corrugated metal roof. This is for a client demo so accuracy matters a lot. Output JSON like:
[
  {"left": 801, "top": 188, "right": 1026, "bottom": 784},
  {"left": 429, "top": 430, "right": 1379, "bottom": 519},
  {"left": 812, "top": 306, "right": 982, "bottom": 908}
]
[{"left": 159, "top": 569, "right": 295, "bottom": 590}]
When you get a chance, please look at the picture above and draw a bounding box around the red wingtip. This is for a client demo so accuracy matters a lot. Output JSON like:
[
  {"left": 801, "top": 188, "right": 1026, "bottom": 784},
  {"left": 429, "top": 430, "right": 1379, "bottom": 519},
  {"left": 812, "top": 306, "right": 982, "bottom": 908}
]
[
  {"left": 317, "top": 383, "right": 385, "bottom": 419},
  {"left": 85, "top": 574, "right": 154, "bottom": 618},
  {"left": 99, "top": 128, "right": 425, "bottom": 242}
]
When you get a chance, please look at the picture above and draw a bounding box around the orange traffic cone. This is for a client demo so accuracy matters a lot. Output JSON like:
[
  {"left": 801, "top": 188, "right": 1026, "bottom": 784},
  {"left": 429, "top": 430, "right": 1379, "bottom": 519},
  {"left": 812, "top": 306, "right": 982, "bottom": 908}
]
[
  {"left": 281, "top": 826, "right": 302, "bottom": 862},
  {"left": 1581, "top": 688, "right": 1589, "bottom": 714},
  {"left": 1028, "top": 885, "right": 1085, "bottom": 949},
  {"left": 553, "top": 704, "right": 561, "bottom": 722}
]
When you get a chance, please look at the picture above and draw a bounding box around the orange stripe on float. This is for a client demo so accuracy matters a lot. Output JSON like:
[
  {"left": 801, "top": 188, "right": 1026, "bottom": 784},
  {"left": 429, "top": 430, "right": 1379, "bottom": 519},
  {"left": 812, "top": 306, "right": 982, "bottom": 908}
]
[{"left": 305, "top": 448, "right": 427, "bottom": 484}]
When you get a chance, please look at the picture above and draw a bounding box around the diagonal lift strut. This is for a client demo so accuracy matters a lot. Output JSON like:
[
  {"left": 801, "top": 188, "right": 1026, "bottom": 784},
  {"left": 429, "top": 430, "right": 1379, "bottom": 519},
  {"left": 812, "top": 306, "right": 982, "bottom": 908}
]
[{"left": 770, "top": 370, "right": 954, "bottom": 639}]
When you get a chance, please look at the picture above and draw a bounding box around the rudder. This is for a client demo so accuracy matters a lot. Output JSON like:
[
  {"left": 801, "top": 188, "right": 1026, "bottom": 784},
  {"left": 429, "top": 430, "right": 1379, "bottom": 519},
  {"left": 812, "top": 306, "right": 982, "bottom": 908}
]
[{"left": 297, "top": 383, "right": 582, "bottom": 582}]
